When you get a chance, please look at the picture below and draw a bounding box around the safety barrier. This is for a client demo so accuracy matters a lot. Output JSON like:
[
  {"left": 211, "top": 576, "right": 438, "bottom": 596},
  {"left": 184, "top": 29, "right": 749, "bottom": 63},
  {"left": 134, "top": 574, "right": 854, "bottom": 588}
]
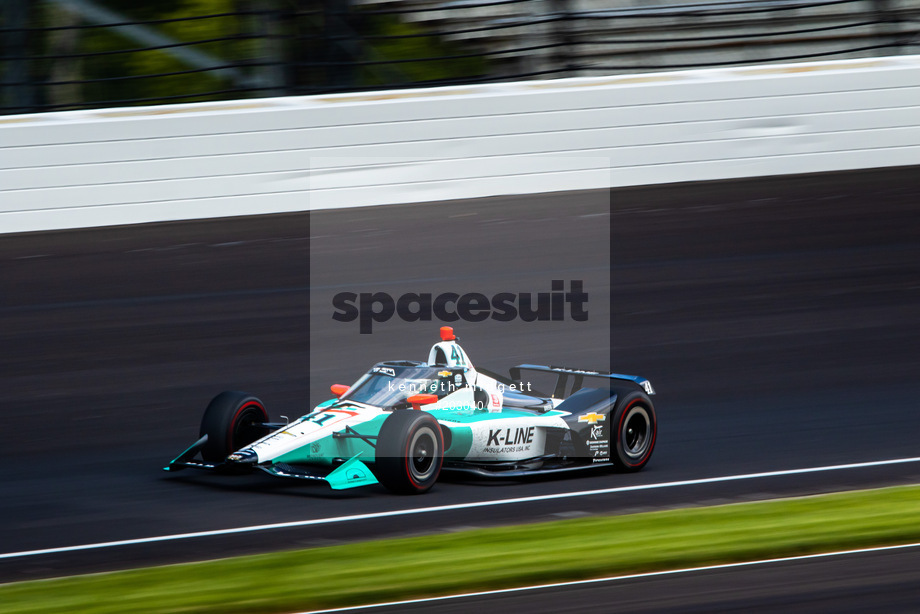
[{"left": 1, "top": 54, "right": 919, "bottom": 234}]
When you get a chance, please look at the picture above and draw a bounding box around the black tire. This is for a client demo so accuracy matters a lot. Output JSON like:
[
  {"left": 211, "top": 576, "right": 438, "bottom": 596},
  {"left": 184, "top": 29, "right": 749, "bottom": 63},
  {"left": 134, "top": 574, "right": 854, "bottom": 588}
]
[
  {"left": 611, "top": 391, "right": 656, "bottom": 471},
  {"left": 375, "top": 410, "right": 443, "bottom": 494},
  {"left": 199, "top": 391, "right": 269, "bottom": 463}
]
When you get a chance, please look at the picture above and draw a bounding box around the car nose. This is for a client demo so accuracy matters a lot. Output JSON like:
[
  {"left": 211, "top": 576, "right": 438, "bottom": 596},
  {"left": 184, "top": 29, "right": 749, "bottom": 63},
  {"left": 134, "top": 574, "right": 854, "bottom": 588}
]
[{"left": 226, "top": 449, "right": 258, "bottom": 465}]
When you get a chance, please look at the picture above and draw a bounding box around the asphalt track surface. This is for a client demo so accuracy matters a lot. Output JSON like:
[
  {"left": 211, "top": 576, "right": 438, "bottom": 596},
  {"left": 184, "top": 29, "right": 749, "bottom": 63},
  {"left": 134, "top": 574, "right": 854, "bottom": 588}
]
[
  {"left": 2, "top": 166, "right": 919, "bottom": 602},
  {"left": 313, "top": 545, "right": 920, "bottom": 614}
]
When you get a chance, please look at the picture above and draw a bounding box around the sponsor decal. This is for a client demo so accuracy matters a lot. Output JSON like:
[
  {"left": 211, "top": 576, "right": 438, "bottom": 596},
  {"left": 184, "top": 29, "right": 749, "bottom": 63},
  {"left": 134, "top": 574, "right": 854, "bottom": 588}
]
[
  {"left": 373, "top": 366, "right": 396, "bottom": 376},
  {"left": 454, "top": 374, "right": 463, "bottom": 385},
  {"left": 588, "top": 435, "right": 610, "bottom": 462},
  {"left": 578, "top": 412, "right": 606, "bottom": 424},
  {"left": 347, "top": 467, "right": 369, "bottom": 481},
  {"left": 306, "top": 408, "right": 359, "bottom": 427},
  {"left": 552, "top": 367, "right": 604, "bottom": 375},
  {"left": 487, "top": 426, "right": 534, "bottom": 446},
  {"left": 484, "top": 426, "right": 535, "bottom": 454},
  {"left": 590, "top": 424, "right": 604, "bottom": 440},
  {"left": 310, "top": 442, "right": 322, "bottom": 454},
  {"left": 438, "top": 370, "right": 452, "bottom": 377}
]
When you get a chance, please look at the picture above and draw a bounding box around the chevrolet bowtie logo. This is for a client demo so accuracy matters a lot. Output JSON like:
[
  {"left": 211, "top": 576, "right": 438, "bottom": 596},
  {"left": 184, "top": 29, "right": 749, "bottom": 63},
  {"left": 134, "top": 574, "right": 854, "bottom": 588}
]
[{"left": 578, "top": 412, "right": 605, "bottom": 424}]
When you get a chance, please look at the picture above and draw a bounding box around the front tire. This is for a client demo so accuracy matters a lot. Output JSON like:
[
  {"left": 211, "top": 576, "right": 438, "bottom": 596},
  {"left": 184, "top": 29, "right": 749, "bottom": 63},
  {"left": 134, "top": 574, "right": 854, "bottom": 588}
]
[
  {"left": 199, "top": 391, "right": 269, "bottom": 463},
  {"left": 376, "top": 410, "right": 443, "bottom": 494},
  {"left": 611, "top": 392, "right": 656, "bottom": 471}
]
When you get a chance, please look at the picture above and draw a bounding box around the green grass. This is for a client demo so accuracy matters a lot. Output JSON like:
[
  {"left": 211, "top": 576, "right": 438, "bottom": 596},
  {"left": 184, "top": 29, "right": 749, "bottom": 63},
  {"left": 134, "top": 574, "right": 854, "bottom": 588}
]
[{"left": 3, "top": 485, "right": 920, "bottom": 613}]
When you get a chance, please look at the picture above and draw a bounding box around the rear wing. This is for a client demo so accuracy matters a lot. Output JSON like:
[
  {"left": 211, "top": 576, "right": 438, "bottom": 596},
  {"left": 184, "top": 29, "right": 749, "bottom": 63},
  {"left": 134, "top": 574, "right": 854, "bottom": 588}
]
[{"left": 509, "top": 364, "right": 655, "bottom": 400}]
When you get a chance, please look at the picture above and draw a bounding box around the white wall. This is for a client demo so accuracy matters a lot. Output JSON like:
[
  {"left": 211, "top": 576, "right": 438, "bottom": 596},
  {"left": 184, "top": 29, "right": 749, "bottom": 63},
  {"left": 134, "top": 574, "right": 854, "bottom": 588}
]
[{"left": 2, "top": 55, "right": 919, "bottom": 234}]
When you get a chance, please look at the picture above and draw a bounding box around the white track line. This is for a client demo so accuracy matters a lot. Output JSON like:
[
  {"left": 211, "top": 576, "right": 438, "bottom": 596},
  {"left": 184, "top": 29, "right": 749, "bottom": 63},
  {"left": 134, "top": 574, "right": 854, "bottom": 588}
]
[
  {"left": 296, "top": 541, "right": 920, "bottom": 613},
  {"left": 2, "top": 456, "right": 919, "bottom": 560}
]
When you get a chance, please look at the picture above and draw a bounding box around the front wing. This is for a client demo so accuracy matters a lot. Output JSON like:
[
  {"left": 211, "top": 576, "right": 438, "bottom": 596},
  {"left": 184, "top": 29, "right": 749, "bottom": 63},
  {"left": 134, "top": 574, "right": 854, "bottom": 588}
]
[{"left": 163, "top": 435, "right": 378, "bottom": 490}]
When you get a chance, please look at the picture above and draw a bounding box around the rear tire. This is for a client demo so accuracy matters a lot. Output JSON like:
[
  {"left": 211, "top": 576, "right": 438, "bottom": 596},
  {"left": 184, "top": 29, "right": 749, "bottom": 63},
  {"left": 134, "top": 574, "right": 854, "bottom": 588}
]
[
  {"left": 611, "top": 391, "right": 656, "bottom": 471},
  {"left": 376, "top": 410, "right": 443, "bottom": 494},
  {"left": 199, "top": 391, "right": 269, "bottom": 463}
]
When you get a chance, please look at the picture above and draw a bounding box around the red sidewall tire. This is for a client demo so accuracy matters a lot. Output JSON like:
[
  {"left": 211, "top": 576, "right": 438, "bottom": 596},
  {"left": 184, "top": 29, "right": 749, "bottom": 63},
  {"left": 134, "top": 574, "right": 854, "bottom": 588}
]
[
  {"left": 612, "top": 392, "right": 656, "bottom": 472},
  {"left": 376, "top": 410, "right": 443, "bottom": 494},
  {"left": 199, "top": 391, "right": 268, "bottom": 463}
]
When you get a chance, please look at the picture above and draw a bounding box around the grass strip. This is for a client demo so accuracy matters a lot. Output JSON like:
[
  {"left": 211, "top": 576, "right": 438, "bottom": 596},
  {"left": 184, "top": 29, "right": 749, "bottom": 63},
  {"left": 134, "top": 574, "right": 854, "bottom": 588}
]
[{"left": 3, "top": 484, "right": 920, "bottom": 613}]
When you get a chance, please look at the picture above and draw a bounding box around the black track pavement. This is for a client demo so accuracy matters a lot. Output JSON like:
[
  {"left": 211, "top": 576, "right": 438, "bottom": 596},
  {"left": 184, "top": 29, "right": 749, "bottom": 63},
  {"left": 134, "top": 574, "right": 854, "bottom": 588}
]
[
  {"left": 339, "top": 545, "right": 920, "bottom": 614},
  {"left": 1, "top": 166, "right": 919, "bottom": 584}
]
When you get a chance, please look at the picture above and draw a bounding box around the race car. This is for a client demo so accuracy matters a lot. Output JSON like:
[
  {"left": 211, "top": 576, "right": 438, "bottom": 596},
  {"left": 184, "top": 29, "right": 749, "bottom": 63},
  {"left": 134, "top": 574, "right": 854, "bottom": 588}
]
[{"left": 165, "top": 327, "right": 657, "bottom": 494}]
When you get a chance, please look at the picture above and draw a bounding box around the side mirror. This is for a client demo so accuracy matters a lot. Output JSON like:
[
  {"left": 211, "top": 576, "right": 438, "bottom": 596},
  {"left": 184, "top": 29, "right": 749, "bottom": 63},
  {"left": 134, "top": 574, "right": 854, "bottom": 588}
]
[
  {"left": 330, "top": 384, "right": 349, "bottom": 398},
  {"left": 407, "top": 393, "right": 439, "bottom": 410}
]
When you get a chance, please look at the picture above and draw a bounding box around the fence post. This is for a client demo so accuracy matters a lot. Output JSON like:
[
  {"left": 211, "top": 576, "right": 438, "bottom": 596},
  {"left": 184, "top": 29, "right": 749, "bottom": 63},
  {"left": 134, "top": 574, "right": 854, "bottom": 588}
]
[
  {"left": 1, "top": 0, "right": 35, "bottom": 113},
  {"left": 550, "top": 0, "right": 577, "bottom": 77},
  {"left": 873, "top": 0, "right": 904, "bottom": 54},
  {"left": 324, "top": 0, "right": 356, "bottom": 89},
  {"left": 244, "top": 0, "right": 287, "bottom": 96},
  {"left": 45, "top": 2, "right": 83, "bottom": 111}
]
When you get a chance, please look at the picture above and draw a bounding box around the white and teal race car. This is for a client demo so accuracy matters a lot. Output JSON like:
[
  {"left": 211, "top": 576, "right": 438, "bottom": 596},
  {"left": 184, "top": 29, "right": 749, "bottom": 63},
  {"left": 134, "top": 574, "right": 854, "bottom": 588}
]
[{"left": 165, "top": 327, "right": 657, "bottom": 494}]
